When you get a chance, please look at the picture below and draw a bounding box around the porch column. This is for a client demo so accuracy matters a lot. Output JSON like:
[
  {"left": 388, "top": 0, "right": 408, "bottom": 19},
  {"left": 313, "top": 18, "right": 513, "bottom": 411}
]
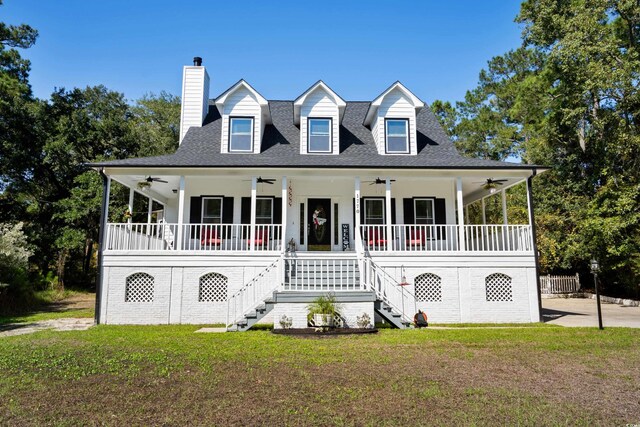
[
  {"left": 95, "top": 172, "right": 111, "bottom": 324},
  {"left": 385, "top": 178, "right": 393, "bottom": 251},
  {"left": 501, "top": 189, "right": 508, "bottom": 225},
  {"left": 127, "top": 188, "right": 134, "bottom": 224},
  {"left": 147, "top": 197, "right": 153, "bottom": 224},
  {"left": 481, "top": 197, "right": 487, "bottom": 225},
  {"left": 250, "top": 177, "right": 257, "bottom": 251},
  {"left": 176, "top": 176, "right": 185, "bottom": 251},
  {"left": 526, "top": 172, "right": 542, "bottom": 321},
  {"left": 354, "top": 177, "right": 361, "bottom": 252},
  {"left": 456, "top": 177, "right": 465, "bottom": 251},
  {"left": 281, "top": 176, "right": 287, "bottom": 250}
]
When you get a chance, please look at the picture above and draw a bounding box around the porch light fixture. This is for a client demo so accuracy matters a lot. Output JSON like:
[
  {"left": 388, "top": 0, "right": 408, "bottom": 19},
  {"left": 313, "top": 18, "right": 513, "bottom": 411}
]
[
  {"left": 590, "top": 258, "right": 603, "bottom": 330},
  {"left": 399, "top": 265, "right": 410, "bottom": 286}
]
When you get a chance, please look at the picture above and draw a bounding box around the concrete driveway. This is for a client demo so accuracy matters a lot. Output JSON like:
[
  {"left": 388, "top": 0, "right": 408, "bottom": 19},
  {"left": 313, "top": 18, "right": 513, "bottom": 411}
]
[{"left": 542, "top": 298, "right": 640, "bottom": 327}]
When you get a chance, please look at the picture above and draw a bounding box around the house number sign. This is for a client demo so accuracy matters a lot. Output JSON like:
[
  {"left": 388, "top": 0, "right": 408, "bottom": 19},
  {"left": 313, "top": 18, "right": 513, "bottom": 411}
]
[
  {"left": 342, "top": 224, "right": 350, "bottom": 251},
  {"left": 288, "top": 182, "right": 293, "bottom": 207}
]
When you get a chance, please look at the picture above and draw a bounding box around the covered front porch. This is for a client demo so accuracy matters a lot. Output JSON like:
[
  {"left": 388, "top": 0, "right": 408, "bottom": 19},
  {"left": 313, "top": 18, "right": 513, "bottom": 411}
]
[{"left": 99, "top": 168, "right": 538, "bottom": 256}]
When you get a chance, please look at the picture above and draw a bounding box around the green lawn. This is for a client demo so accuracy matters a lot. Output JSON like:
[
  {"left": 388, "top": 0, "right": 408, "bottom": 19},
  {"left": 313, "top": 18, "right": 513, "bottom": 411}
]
[
  {"left": 0, "top": 291, "right": 95, "bottom": 325},
  {"left": 0, "top": 325, "right": 638, "bottom": 425}
]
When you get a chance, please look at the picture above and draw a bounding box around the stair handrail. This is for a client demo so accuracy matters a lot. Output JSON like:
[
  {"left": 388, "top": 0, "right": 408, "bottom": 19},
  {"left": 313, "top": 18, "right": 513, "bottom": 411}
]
[
  {"left": 225, "top": 259, "right": 281, "bottom": 331},
  {"left": 362, "top": 258, "right": 417, "bottom": 324}
]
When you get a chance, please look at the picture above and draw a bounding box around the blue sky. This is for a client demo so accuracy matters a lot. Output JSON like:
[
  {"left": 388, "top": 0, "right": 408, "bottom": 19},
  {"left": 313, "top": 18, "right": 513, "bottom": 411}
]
[{"left": 4, "top": 0, "right": 524, "bottom": 104}]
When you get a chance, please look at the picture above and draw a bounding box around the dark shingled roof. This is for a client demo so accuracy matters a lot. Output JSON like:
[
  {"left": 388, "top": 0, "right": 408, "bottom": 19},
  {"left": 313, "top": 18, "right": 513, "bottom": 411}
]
[{"left": 92, "top": 100, "right": 539, "bottom": 170}]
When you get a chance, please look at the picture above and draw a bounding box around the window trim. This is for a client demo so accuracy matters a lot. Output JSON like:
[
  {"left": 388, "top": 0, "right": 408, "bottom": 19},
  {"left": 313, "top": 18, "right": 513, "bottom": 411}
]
[
  {"left": 363, "top": 198, "right": 385, "bottom": 225},
  {"left": 413, "top": 198, "right": 435, "bottom": 225},
  {"left": 228, "top": 116, "right": 255, "bottom": 153},
  {"left": 255, "top": 197, "right": 274, "bottom": 224},
  {"left": 307, "top": 117, "right": 333, "bottom": 154},
  {"left": 384, "top": 118, "right": 410, "bottom": 154},
  {"left": 201, "top": 197, "right": 223, "bottom": 224}
]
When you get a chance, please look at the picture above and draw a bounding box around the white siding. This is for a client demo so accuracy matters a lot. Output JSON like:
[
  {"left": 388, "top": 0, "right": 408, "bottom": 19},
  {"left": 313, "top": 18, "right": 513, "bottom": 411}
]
[
  {"left": 373, "top": 88, "right": 417, "bottom": 155},
  {"left": 221, "top": 87, "right": 263, "bottom": 154},
  {"left": 179, "top": 67, "right": 209, "bottom": 143},
  {"left": 300, "top": 88, "right": 340, "bottom": 155}
]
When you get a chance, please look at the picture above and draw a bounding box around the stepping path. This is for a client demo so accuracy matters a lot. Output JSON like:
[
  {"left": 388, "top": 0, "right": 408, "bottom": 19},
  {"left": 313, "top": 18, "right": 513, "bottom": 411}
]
[{"left": 0, "top": 318, "right": 94, "bottom": 337}]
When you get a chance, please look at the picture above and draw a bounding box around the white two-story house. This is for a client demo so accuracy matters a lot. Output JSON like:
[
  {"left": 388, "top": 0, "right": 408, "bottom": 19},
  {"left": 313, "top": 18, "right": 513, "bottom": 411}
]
[{"left": 91, "top": 57, "right": 547, "bottom": 330}]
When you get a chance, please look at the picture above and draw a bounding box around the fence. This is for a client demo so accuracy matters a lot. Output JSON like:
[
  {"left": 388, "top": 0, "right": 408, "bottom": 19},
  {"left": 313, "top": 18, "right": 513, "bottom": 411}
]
[{"left": 540, "top": 273, "right": 581, "bottom": 294}]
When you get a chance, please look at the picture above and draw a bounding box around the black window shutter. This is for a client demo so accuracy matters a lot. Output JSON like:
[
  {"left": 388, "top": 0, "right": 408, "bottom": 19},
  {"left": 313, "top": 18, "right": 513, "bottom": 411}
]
[
  {"left": 435, "top": 198, "right": 446, "bottom": 239},
  {"left": 241, "top": 197, "right": 251, "bottom": 224},
  {"left": 391, "top": 198, "right": 397, "bottom": 225},
  {"left": 189, "top": 196, "right": 203, "bottom": 240},
  {"left": 274, "top": 198, "right": 282, "bottom": 224},
  {"left": 222, "top": 197, "right": 234, "bottom": 224},
  {"left": 403, "top": 198, "right": 414, "bottom": 224},
  {"left": 190, "top": 196, "right": 203, "bottom": 224},
  {"left": 222, "top": 197, "right": 234, "bottom": 238}
]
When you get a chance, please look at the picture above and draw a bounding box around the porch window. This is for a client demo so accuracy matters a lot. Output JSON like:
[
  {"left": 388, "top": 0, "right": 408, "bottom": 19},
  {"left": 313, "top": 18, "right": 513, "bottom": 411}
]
[
  {"left": 364, "top": 199, "right": 385, "bottom": 224},
  {"left": 385, "top": 119, "right": 409, "bottom": 153},
  {"left": 229, "top": 117, "right": 254, "bottom": 152},
  {"left": 202, "top": 197, "right": 222, "bottom": 224},
  {"left": 308, "top": 118, "right": 332, "bottom": 153},
  {"left": 414, "top": 199, "right": 434, "bottom": 224},
  {"left": 256, "top": 198, "right": 273, "bottom": 224}
]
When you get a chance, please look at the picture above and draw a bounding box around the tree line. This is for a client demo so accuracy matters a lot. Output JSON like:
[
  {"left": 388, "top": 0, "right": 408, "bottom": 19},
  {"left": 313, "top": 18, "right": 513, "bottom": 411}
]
[{"left": 1, "top": 0, "right": 639, "bottom": 311}]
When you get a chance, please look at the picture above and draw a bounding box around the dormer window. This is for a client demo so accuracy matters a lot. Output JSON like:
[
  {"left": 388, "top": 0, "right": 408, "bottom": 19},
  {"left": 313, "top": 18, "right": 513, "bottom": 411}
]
[
  {"left": 308, "top": 118, "right": 332, "bottom": 153},
  {"left": 385, "top": 119, "right": 409, "bottom": 153},
  {"left": 229, "top": 117, "right": 254, "bottom": 152}
]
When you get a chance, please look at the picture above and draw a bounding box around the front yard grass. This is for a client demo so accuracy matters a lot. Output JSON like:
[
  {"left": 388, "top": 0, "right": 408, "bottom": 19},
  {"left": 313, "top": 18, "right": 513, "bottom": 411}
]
[{"left": 0, "top": 325, "right": 638, "bottom": 425}]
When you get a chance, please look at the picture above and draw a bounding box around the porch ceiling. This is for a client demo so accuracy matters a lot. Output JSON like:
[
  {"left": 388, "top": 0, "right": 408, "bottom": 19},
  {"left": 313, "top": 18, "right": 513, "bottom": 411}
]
[{"left": 105, "top": 168, "right": 536, "bottom": 205}]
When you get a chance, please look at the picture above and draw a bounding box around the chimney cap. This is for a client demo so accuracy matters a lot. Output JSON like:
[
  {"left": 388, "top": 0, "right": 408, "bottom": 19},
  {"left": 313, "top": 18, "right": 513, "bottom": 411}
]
[{"left": 193, "top": 56, "right": 203, "bottom": 66}]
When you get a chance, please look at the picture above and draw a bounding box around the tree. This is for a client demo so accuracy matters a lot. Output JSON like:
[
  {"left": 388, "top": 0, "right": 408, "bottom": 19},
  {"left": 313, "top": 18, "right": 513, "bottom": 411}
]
[{"left": 433, "top": 0, "right": 640, "bottom": 297}]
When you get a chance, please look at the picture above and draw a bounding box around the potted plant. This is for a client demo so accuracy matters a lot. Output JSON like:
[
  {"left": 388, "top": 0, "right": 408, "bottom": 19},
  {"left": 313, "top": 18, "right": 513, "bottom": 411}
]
[{"left": 307, "top": 294, "right": 341, "bottom": 330}]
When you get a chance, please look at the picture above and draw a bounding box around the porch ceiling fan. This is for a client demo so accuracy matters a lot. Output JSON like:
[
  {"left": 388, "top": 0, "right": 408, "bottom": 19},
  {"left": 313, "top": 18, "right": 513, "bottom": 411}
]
[
  {"left": 243, "top": 177, "right": 276, "bottom": 184},
  {"left": 365, "top": 177, "right": 396, "bottom": 185},
  {"left": 137, "top": 176, "right": 168, "bottom": 190},
  {"left": 474, "top": 178, "right": 508, "bottom": 190}
]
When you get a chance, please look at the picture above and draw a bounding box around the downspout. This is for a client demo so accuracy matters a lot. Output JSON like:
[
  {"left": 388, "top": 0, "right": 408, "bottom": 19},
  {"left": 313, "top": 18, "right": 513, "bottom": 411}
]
[
  {"left": 526, "top": 170, "right": 543, "bottom": 321},
  {"left": 94, "top": 168, "right": 109, "bottom": 324}
]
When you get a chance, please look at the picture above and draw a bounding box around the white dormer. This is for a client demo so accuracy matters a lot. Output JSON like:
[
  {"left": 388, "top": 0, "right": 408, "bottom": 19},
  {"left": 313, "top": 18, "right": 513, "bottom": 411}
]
[
  {"left": 215, "top": 80, "right": 270, "bottom": 154},
  {"left": 294, "top": 81, "right": 346, "bottom": 155},
  {"left": 364, "top": 82, "right": 425, "bottom": 155}
]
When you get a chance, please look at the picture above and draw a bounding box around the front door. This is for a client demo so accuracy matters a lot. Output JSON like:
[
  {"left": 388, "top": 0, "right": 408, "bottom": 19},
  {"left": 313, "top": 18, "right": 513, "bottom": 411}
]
[{"left": 307, "top": 198, "right": 331, "bottom": 251}]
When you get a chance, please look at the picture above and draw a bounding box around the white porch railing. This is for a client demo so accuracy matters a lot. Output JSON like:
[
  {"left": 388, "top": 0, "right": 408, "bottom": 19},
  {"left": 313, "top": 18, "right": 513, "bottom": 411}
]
[
  {"left": 105, "top": 223, "right": 282, "bottom": 252},
  {"left": 283, "top": 257, "right": 361, "bottom": 291},
  {"left": 359, "top": 224, "right": 533, "bottom": 253},
  {"left": 105, "top": 223, "right": 177, "bottom": 251},
  {"left": 226, "top": 259, "right": 281, "bottom": 331},
  {"left": 463, "top": 225, "right": 532, "bottom": 252},
  {"left": 540, "top": 273, "right": 581, "bottom": 294},
  {"left": 361, "top": 258, "right": 416, "bottom": 324}
]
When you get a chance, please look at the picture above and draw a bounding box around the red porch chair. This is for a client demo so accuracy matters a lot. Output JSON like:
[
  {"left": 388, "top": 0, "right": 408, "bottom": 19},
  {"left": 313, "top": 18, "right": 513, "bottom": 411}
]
[
  {"left": 408, "top": 227, "right": 426, "bottom": 248},
  {"left": 247, "top": 228, "right": 270, "bottom": 249},
  {"left": 366, "top": 228, "right": 387, "bottom": 250},
  {"left": 200, "top": 227, "right": 222, "bottom": 248}
]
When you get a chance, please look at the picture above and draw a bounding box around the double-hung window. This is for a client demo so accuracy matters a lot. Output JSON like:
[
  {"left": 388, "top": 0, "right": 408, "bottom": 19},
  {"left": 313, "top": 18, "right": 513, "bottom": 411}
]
[
  {"left": 308, "top": 118, "right": 332, "bottom": 153},
  {"left": 414, "top": 199, "right": 434, "bottom": 224},
  {"left": 364, "top": 199, "right": 385, "bottom": 225},
  {"left": 202, "top": 197, "right": 222, "bottom": 224},
  {"left": 229, "top": 117, "right": 254, "bottom": 152},
  {"left": 385, "top": 119, "right": 409, "bottom": 153},
  {"left": 255, "top": 198, "right": 273, "bottom": 224}
]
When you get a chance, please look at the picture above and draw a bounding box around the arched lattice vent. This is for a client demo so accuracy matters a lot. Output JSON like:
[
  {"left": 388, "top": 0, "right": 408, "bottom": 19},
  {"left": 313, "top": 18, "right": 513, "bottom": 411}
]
[
  {"left": 199, "top": 272, "right": 228, "bottom": 302},
  {"left": 125, "top": 272, "right": 154, "bottom": 302},
  {"left": 414, "top": 273, "right": 442, "bottom": 302},
  {"left": 485, "top": 273, "right": 513, "bottom": 302}
]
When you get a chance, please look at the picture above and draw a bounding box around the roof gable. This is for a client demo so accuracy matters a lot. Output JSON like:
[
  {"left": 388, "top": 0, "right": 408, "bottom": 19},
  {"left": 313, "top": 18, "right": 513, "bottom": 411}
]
[
  {"left": 214, "top": 79, "right": 271, "bottom": 124},
  {"left": 293, "top": 80, "right": 346, "bottom": 124},
  {"left": 364, "top": 81, "right": 425, "bottom": 126}
]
